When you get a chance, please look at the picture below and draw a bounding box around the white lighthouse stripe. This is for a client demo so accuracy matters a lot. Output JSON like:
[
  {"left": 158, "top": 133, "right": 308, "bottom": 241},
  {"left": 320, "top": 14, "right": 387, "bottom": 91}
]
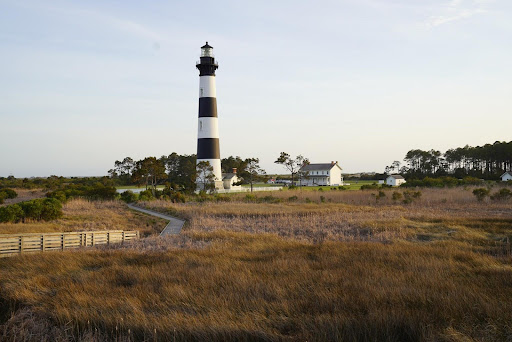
[
  {"left": 198, "top": 117, "right": 219, "bottom": 139},
  {"left": 197, "top": 158, "right": 222, "bottom": 181},
  {"left": 199, "top": 76, "right": 216, "bottom": 98}
]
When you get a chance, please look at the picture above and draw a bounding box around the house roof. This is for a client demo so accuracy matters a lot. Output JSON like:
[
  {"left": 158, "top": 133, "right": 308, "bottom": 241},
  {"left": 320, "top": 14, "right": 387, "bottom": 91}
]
[
  {"left": 222, "top": 173, "right": 237, "bottom": 180},
  {"left": 387, "top": 174, "right": 405, "bottom": 180},
  {"left": 300, "top": 163, "right": 341, "bottom": 171},
  {"left": 501, "top": 171, "right": 512, "bottom": 178}
]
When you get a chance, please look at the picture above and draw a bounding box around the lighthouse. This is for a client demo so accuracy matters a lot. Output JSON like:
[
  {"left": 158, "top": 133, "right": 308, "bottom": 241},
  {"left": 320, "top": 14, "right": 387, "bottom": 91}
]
[{"left": 196, "top": 42, "right": 223, "bottom": 190}]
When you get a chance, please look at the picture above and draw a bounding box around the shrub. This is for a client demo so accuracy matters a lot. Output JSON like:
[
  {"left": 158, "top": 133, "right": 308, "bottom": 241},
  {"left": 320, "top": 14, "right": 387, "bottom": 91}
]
[
  {"left": 0, "top": 188, "right": 17, "bottom": 199},
  {"left": 472, "top": 188, "right": 490, "bottom": 202},
  {"left": 0, "top": 204, "right": 24, "bottom": 223},
  {"left": 170, "top": 192, "right": 186, "bottom": 203},
  {"left": 361, "top": 183, "right": 379, "bottom": 190},
  {"left": 320, "top": 196, "right": 326, "bottom": 203},
  {"left": 138, "top": 190, "right": 154, "bottom": 202},
  {"left": 120, "top": 190, "right": 137, "bottom": 203},
  {"left": 376, "top": 190, "right": 386, "bottom": 201},
  {"left": 0, "top": 192, "right": 6, "bottom": 204},
  {"left": 215, "top": 195, "right": 231, "bottom": 202},
  {"left": 288, "top": 195, "right": 298, "bottom": 202},
  {"left": 392, "top": 191, "right": 403, "bottom": 202},
  {"left": 490, "top": 188, "right": 512, "bottom": 201},
  {"left": 40, "top": 198, "right": 63, "bottom": 221},
  {"left": 338, "top": 186, "right": 347, "bottom": 191},
  {"left": 318, "top": 187, "right": 324, "bottom": 192},
  {"left": 261, "top": 195, "right": 281, "bottom": 204},
  {"left": 245, "top": 194, "right": 257, "bottom": 202},
  {"left": 402, "top": 191, "right": 421, "bottom": 205}
]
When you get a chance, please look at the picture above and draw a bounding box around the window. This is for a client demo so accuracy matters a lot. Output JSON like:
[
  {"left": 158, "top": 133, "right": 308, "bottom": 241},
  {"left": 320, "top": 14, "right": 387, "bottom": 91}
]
[
  {"left": 199, "top": 121, "right": 203, "bottom": 131},
  {"left": 200, "top": 88, "right": 204, "bottom": 97}
]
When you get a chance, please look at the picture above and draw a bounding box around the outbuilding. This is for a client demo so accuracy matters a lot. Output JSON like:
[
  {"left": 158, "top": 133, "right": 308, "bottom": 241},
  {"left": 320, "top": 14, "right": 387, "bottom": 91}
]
[
  {"left": 386, "top": 174, "right": 406, "bottom": 187},
  {"left": 501, "top": 172, "right": 512, "bottom": 182},
  {"left": 222, "top": 168, "right": 242, "bottom": 190}
]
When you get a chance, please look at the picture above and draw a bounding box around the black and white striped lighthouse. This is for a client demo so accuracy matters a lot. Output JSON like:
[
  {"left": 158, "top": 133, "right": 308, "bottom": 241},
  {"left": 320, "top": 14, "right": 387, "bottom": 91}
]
[{"left": 196, "top": 42, "right": 223, "bottom": 190}]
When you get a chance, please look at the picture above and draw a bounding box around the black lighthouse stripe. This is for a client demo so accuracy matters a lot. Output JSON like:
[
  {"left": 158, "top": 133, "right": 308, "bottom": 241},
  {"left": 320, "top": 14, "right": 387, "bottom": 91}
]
[
  {"left": 198, "top": 97, "right": 217, "bottom": 117},
  {"left": 197, "top": 138, "right": 220, "bottom": 159}
]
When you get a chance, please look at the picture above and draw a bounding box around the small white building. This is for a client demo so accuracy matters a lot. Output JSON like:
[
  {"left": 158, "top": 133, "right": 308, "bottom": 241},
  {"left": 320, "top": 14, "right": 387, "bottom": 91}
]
[
  {"left": 501, "top": 172, "right": 512, "bottom": 182},
  {"left": 222, "top": 168, "right": 242, "bottom": 190},
  {"left": 299, "top": 161, "right": 343, "bottom": 186},
  {"left": 386, "top": 174, "right": 406, "bottom": 187}
]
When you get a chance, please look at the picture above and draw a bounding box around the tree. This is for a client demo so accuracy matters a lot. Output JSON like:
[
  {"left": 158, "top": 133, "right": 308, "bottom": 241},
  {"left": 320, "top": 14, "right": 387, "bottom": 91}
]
[
  {"left": 296, "top": 156, "right": 310, "bottom": 186},
  {"left": 109, "top": 157, "right": 135, "bottom": 185},
  {"left": 244, "top": 158, "right": 265, "bottom": 192},
  {"left": 161, "top": 153, "right": 197, "bottom": 193},
  {"left": 196, "top": 161, "right": 216, "bottom": 193},
  {"left": 275, "top": 152, "right": 308, "bottom": 186},
  {"left": 132, "top": 157, "right": 167, "bottom": 194}
]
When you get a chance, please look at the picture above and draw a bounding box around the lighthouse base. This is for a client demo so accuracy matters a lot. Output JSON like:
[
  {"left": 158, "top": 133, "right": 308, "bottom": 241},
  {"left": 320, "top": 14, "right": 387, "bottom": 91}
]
[{"left": 196, "top": 180, "right": 225, "bottom": 192}]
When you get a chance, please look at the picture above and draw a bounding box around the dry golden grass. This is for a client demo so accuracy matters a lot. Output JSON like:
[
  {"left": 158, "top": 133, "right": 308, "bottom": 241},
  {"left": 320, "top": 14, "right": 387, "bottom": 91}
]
[
  {"left": 0, "top": 199, "right": 167, "bottom": 236},
  {"left": 1, "top": 188, "right": 512, "bottom": 341},
  {"left": 1, "top": 232, "right": 511, "bottom": 341}
]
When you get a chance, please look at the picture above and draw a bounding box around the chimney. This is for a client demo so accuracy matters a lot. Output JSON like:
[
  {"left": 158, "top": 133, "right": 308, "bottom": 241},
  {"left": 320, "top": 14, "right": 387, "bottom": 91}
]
[
  {"left": 331, "top": 161, "right": 335, "bottom": 166},
  {"left": 232, "top": 168, "right": 237, "bottom": 174}
]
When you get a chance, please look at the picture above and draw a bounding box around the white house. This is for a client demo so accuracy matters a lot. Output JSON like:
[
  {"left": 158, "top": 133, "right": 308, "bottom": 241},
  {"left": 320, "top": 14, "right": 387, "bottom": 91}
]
[
  {"left": 501, "top": 172, "right": 512, "bottom": 182},
  {"left": 299, "top": 161, "right": 343, "bottom": 186},
  {"left": 222, "top": 168, "right": 242, "bottom": 190},
  {"left": 386, "top": 174, "right": 406, "bottom": 187}
]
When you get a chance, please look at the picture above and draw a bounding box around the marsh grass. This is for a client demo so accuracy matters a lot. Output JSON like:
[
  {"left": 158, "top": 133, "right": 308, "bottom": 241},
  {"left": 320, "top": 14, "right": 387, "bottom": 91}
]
[
  {"left": 1, "top": 232, "right": 512, "bottom": 341},
  {"left": 1, "top": 188, "right": 512, "bottom": 341}
]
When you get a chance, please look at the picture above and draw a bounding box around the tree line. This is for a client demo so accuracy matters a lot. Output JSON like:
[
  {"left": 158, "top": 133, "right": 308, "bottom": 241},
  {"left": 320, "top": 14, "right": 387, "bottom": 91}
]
[
  {"left": 108, "top": 153, "right": 267, "bottom": 193},
  {"left": 386, "top": 141, "right": 512, "bottom": 180}
]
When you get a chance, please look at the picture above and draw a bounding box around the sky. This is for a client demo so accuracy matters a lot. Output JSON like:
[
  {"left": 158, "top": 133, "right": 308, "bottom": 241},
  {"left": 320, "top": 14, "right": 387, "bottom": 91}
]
[{"left": 0, "top": 0, "right": 511, "bottom": 177}]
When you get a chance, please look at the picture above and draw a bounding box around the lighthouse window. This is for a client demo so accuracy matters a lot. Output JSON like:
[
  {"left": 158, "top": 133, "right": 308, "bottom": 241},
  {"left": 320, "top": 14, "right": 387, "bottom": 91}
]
[
  {"left": 200, "top": 121, "right": 203, "bottom": 131},
  {"left": 200, "top": 88, "right": 204, "bottom": 97}
]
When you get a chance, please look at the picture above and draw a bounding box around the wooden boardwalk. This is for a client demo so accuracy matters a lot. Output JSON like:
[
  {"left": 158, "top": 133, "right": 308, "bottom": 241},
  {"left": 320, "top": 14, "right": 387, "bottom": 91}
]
[
  {"left": 0, "top": 230, "right": 139, "bottom": 258},
  {"left": 126, "top": 204, "right": 185, "bottom": 236}
]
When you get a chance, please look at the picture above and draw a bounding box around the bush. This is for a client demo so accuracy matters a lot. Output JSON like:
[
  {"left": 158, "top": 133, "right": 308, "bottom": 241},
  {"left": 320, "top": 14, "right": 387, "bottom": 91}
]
[
  {"left": 120, "top": 190, "right": 137, "bottom": 203},
  {"left": 0, "top": 204, "right": 24, "bottom": 223},
  {"left": 0, "top": 188, "right": 17, "bottom": 199},
  {"left": 288, "top": 195, "right": 298, "bottom": 202},
  {"left": 170, "top": 192, "right": 186, "bottom": 203},
  {"left": 215, "top": 195, "right": 231, "bottom": 202},
  {"left": 138, "top": 190, "right": 154, "bottom": 202},
  {"left": 245, "top": 194, "right": 257, "bottom": 202},
  {"left": 320, "top": 196, "right": 326, "bottom": 203},
  {"left": 392, "top": 191, "right": 403, "bottom": 202},
  {"left": 40, "top": 198, "right": 63, "bottom": 221},
  {"left": 472, "top": 188, "right": 490, "bottom": 202},
  {"left": 490, "top": 188, "right": 512, "bottom": 201},
  {"left": 338, "top": 186, "right": 347, "bottom": 191},
  {"left": 361, "top": 183, "right": 379, "bottom": 190},
  {"left": 0, "top": 192, "right": 6, "bottom": 204}
]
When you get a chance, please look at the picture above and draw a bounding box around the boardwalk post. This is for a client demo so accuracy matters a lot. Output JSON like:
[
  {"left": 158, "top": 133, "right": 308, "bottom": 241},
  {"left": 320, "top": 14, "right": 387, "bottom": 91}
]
[
  {"left": 19, "top": 236, "right": 23, "bottom": 253},
  {"left": 107, "top": 231, "right": 110, "bottom": 245},
  {"left": 42, "top": 234, "right": 46, "bottom": 251}
]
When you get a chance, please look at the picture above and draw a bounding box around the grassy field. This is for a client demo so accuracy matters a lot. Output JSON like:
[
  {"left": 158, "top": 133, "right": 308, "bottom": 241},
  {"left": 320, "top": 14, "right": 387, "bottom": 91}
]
[
  {"left": 243, "top": 180, "right": 377, "bottom": 191},
  {"left": 1, "top": 186, "right": 512, "bottom": 341},
  {"left": 0, "top": 199, "right": 167, "bottom": 236}
]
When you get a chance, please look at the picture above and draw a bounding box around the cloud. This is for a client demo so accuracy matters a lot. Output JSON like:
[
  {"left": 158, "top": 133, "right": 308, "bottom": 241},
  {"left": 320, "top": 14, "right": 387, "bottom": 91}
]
[{"left": 425, "top": 0, "right": 490, "bottom": 28}]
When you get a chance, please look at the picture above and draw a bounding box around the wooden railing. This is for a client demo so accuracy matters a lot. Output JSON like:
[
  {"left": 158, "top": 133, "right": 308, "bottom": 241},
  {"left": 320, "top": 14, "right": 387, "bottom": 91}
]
[{"left": 0, "top": 230, "right": 139, "bottom": 258}]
